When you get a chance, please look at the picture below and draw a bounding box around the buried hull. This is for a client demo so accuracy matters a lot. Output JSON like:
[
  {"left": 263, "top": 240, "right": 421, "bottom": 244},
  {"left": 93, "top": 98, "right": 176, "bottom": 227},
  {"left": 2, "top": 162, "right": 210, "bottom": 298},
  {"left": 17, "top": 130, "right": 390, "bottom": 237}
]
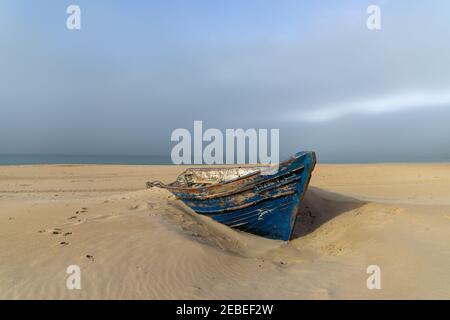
[{"left": 147, "top": 152, "right": 316, "bottom": 241}]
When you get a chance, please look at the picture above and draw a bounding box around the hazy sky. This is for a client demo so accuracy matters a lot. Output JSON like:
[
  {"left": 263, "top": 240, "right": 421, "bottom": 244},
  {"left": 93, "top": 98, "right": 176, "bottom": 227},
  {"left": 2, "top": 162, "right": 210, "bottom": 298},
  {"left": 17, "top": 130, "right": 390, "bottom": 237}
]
[{"left": 1, "top": 1, "right": 450, "bottom": 162}]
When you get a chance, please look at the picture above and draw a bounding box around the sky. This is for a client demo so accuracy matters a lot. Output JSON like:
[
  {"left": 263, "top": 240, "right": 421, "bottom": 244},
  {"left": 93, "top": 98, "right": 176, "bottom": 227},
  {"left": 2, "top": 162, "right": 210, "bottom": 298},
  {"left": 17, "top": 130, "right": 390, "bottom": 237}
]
[{"left": 1, "top": 0, "right": 450, "bottom": 162}]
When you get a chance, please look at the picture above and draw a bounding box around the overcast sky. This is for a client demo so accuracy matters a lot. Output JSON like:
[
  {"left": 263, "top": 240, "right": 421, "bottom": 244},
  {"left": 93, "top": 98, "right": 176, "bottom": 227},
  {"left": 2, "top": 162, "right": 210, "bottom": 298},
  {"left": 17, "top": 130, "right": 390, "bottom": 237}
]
[{"left": 1, "top": 1, "right": 450, "bottom": 162}]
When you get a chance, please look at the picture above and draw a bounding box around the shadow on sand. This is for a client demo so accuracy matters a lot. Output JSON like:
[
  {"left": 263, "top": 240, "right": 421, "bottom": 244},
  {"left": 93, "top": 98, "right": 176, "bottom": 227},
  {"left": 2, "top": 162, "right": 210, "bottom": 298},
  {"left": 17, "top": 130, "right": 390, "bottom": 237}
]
[{"left": 290, "top": 186, "right": 367, "bottom": 240}]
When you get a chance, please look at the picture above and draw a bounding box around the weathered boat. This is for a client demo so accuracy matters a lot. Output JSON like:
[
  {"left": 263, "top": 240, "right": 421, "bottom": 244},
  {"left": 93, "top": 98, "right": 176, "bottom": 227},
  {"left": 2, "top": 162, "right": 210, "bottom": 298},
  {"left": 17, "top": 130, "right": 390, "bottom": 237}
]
[{"left": 146, "top": 151, "right": 316, "bottom": 241}]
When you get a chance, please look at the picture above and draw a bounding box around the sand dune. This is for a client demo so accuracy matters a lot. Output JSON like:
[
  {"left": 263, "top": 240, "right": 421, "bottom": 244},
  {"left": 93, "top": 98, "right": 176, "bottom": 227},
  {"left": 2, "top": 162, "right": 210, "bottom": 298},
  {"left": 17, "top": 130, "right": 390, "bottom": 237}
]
[{"left": 1, "top": 164, "right": 450, "bottom": 299}]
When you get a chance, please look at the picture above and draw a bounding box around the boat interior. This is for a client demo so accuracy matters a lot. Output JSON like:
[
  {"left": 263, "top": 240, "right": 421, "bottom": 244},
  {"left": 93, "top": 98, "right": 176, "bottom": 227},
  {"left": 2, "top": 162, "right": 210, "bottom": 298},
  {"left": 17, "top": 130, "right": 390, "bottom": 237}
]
[{"left": 173, "top": 166, "right": 268, "bottom": 187}]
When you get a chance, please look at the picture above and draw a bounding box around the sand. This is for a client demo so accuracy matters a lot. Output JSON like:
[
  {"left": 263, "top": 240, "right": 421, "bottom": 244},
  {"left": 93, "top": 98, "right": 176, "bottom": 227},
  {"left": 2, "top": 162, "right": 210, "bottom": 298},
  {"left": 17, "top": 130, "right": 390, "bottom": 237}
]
[{"left": 1, "top": 163, "right": 450, "bottom": 299}]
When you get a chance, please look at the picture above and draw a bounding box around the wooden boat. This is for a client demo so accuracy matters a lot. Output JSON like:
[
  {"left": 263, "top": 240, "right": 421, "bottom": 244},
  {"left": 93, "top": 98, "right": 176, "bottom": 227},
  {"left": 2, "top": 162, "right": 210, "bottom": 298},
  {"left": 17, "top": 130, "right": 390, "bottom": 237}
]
[{"left": 146, "top": 151, "right": 316, "bottom": 241}]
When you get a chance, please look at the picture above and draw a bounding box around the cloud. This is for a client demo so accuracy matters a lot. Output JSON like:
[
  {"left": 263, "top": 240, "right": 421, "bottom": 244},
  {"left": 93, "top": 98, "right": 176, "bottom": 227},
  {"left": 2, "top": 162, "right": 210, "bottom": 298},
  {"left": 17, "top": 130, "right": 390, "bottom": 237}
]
[{"left": 286, "top": 91, "right": 450, "bottom": 122}]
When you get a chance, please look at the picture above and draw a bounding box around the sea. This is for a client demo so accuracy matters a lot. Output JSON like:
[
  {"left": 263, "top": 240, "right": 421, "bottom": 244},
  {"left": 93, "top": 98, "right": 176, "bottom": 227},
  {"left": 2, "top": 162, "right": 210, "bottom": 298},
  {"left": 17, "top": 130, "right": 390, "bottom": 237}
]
[
  {"left": 1, "top": 154, "right": 448, "bottom": 165},
  {"left": 0, "top": 155, "right": 173, "bottom": 165}
]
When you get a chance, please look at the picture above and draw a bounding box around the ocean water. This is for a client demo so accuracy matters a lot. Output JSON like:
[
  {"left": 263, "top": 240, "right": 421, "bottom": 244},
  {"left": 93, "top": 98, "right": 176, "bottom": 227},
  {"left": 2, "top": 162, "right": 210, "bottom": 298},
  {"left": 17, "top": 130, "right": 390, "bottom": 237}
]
[
  {"left": 0, "top": 155, "right": 173, "bottom": 165},
  {"left": 1, "top": 154, "right": 448, "bottom": 165}
]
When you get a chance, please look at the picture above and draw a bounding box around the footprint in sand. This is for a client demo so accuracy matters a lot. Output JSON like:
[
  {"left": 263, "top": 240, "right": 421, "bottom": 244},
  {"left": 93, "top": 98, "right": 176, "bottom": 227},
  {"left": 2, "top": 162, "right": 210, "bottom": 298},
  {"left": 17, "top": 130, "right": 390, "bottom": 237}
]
[
  {"left": 63, "top": 232, "right": 72, "bottom": 236},
  {"left": 321, "top": 243, "right": 348, "bottom": 256},
  {"left": 60, "top": 241, "right": 69, "bottom": 246},
  {"left": 86, "top": 255, "right": 94, "bottom": 261}
]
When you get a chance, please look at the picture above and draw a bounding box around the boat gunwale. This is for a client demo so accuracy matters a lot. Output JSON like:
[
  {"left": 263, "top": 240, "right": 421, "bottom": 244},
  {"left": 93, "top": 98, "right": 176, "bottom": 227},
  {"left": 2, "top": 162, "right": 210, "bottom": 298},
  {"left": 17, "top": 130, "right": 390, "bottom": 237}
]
[{"left": 146, "top": 154, "right": 302, "bottom": 193}]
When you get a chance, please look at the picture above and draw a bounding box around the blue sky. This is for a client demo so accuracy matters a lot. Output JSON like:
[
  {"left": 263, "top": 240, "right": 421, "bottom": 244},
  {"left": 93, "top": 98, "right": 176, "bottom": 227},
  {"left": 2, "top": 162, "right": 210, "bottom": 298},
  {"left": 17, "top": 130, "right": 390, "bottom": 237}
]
[{"left": 1, "top": 1, "right": 450, "bottom": 162}]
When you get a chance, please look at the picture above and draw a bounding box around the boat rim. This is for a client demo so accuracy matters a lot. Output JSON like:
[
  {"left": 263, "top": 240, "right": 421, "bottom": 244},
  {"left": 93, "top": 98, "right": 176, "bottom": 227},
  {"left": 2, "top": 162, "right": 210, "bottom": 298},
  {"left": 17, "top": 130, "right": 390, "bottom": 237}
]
[{"left": 146, "top": 151, "right": 313, "bottom": 192}]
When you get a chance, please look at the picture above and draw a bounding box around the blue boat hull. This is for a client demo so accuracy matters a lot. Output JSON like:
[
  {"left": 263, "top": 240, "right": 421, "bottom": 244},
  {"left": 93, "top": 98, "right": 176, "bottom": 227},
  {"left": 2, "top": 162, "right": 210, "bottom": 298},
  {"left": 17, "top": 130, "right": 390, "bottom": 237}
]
[
  {"left": 204, "top": 191, "right": 301, "bottom": 240},
  {"left": 147, "top": 152, "right": 316, "bottom": 241}
]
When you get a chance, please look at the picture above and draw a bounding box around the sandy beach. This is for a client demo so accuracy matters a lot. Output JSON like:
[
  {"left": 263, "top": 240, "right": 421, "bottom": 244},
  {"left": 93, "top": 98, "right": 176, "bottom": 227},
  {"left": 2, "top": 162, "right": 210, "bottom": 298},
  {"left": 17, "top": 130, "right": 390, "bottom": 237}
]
[{"left": 1, "top": 163, "right": 450, "bottom": 299}]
